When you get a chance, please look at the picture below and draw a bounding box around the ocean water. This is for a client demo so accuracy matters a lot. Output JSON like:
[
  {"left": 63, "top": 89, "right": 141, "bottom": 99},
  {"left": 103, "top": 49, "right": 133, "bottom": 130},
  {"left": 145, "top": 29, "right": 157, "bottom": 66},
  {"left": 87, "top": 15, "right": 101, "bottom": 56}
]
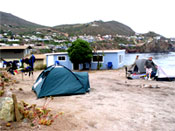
[{"left": 125, "top": 52, "right": 175, "bottom": 75}]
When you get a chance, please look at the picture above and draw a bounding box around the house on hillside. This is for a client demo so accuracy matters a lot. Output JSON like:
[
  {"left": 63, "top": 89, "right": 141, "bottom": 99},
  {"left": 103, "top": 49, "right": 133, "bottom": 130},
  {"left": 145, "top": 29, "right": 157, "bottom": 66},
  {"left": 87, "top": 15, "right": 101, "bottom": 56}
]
[
  {"left": 0, "top": 46, "right": 32, "bottom": 60},
  {"left": 46, "top": 50, "right": 125, "bottom": 70}
]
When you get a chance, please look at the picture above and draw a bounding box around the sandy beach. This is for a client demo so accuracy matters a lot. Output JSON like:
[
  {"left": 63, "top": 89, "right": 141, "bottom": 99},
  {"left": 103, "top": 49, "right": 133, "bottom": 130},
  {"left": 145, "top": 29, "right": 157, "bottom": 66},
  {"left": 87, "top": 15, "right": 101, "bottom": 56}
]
[{"left": 1, "top": 68, "right": 175, "bottom": 131}]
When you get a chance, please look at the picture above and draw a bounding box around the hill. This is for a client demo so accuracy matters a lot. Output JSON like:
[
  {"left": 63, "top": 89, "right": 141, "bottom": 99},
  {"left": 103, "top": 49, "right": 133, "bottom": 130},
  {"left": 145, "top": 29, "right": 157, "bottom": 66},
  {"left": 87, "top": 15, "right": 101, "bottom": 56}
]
[
  {"left": 0, "top": 11, "right": 45, "bottom": 34},
  {"left": 0, "top": 12, "right": 135, "bottom": 36},
  {"left": 54, "top": 20, "right": 135, "bottom": 36},
  {"left": 143, "top": 31, "right": 164, "bottom": 38}
]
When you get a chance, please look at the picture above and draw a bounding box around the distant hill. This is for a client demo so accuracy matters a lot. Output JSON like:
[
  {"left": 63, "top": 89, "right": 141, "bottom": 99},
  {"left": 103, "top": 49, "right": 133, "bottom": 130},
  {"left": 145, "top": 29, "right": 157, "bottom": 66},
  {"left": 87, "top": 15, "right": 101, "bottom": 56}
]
[
  {"left": 143, "top": 31, "right": 164, "bottom": 38},
  {"left": 0, "top": 11, "right": 135, "bottom": 36},
  {"left": 54, "top": 20, "right": 135, "bottom": 36},
  {"left": 0, "top": 11, "right": 45, "bottom": 34}
]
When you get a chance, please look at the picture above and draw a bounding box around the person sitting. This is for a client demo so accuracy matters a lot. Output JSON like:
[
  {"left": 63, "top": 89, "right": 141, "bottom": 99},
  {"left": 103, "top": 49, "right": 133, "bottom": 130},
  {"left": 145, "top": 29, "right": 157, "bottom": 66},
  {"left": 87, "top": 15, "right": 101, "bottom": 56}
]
[{"left": 144, "top": 57, "right": 157, "bottom": 80}]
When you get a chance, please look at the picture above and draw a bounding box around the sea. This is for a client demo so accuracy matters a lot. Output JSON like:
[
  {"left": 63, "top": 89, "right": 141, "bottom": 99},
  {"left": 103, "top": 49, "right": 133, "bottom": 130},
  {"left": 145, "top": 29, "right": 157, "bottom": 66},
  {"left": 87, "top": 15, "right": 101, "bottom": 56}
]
[{"left": 125, "top": 52, "right": 175, "bottom": 76}]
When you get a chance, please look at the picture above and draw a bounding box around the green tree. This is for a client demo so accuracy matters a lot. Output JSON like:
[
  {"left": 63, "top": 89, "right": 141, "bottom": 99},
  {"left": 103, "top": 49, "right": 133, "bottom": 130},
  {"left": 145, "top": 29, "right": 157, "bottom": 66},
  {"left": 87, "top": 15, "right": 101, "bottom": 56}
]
[
  {"left": 68, "top": 39, "right": 93, "bottom": 70},
  {"left": 93, "top": 46, "right": 104, "bottom": 70},
  {"left": 0, "top": 29, "right": 4, "bottom": 34}
]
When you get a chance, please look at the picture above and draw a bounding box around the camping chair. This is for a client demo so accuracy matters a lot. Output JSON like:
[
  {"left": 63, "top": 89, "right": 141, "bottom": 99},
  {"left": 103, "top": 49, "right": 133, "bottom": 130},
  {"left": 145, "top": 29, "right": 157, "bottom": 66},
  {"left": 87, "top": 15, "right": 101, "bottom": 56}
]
[
  {"left": 21, "top": 66, "right": 33, "bottom": 76},
  {"left": 107, "top": 62, "right": 113, "bottom": 69},
  {"left": 55, "top": 60, "right": 60, "bottom": 65}
]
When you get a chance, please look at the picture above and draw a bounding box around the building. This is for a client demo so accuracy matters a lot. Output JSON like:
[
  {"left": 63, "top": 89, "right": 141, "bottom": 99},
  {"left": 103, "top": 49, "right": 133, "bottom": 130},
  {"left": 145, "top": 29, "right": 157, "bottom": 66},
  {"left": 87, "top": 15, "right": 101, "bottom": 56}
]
[
  {"left": 46, "top": 50, "right": 125, "bottom": 70},
  {"left": 25, "top": 54, "right": 46, "bottom": 68},
  {"left": 0, "top": 46, "right": 32, "bottom": 59},
  {"left": 0, "top": 46, "right": 32, "bottom": 68}
]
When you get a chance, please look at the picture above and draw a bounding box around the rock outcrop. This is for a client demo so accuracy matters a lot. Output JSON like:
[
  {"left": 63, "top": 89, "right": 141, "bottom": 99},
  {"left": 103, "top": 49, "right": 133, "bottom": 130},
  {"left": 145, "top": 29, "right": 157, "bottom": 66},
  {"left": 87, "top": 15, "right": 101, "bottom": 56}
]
[{"left": 139, "top": 40, "right": 173, "bottom": 53}]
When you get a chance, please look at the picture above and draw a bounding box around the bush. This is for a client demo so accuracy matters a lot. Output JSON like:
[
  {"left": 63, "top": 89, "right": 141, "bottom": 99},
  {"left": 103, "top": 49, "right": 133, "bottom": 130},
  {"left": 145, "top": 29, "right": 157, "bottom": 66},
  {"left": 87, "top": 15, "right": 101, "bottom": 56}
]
[{"left": 39, "top": 49, "right": 52, "bottom": 53}]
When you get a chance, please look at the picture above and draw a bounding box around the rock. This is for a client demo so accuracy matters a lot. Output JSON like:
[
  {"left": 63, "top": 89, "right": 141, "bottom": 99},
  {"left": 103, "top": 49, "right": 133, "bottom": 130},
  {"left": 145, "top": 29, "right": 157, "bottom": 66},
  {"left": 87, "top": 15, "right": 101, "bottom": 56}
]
[
  {"left": 142, "top": 84, "right": 160, "bottom": 88},
  {"left": 6, "top": 123, "right": 11, "bottom": 127},
  {"left": 143, "top": 84, "right": 152, "bottom": 88},
  {"left": 18, "top": 88, "right": 23, "bottom": 91},
  {"left": 0, "top": 97, "right": 15, "bottom": 122},
  {"left": 23, "top": 118, "right": 29, "bottom": 123},
  {"left": 5, "top": 90, "right": 12, "bottom": 97}
]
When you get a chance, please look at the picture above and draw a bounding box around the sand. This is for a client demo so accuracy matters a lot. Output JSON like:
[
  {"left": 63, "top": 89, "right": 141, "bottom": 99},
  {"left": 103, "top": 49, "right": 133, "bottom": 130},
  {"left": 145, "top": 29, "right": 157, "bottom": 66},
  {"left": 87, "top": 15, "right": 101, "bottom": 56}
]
[{"left": 1, "top": 68, "right": 175, "bottom": 131}]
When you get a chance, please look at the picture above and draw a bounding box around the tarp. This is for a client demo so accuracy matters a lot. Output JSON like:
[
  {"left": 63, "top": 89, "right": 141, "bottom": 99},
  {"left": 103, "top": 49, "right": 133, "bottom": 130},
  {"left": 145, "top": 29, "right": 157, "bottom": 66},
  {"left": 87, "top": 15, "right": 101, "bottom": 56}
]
[{"left": 32, "top": 65, "right": 90, "bottom": 98}]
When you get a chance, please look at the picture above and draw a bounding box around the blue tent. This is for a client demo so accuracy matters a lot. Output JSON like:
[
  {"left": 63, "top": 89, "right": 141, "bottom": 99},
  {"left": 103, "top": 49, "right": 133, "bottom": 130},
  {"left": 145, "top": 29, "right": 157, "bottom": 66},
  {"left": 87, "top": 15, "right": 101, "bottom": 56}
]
[{"left": 32, "top": 65, "right": 90, "bottom": 98}]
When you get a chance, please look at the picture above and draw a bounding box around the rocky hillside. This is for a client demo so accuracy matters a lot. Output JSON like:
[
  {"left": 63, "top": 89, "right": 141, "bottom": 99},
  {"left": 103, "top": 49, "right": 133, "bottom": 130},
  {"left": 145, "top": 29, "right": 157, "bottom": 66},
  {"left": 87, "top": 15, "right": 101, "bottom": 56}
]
[
  {"left": 0, "top": 11, "right": 45, "bottom": 33},
  {"left": 139, "top": 40, "right": 173, "bottom": 53},
  {"left": 143, "top": 31, "right": 164, "bottom": 38},
  {"left": 54, "top": 20, "right": 135, "bottom": 36}
]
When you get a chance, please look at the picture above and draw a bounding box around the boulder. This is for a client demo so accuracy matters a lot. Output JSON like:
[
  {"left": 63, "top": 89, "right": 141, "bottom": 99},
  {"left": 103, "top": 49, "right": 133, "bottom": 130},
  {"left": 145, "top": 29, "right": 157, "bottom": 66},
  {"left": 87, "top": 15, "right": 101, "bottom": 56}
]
[{"left": 0, "top": 97, "right": 15, "bottom": 122}]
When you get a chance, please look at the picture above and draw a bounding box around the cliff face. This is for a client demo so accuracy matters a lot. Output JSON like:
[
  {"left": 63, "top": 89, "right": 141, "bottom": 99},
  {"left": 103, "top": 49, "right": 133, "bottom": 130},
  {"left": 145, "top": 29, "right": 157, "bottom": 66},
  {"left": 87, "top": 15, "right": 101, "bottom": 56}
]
[
  {"left": 139, "top": 40, "right": 173, "bottom": 53},
  {"left": 124, "top": 40, "right": 174, "bottom": 53}
]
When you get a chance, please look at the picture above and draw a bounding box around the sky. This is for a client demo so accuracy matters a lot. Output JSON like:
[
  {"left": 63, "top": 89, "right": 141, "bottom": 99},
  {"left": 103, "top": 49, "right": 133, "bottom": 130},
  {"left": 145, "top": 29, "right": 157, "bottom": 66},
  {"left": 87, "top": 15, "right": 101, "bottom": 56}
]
[{"left": 1, "top": 0, "right": 175, "bottom": 38}]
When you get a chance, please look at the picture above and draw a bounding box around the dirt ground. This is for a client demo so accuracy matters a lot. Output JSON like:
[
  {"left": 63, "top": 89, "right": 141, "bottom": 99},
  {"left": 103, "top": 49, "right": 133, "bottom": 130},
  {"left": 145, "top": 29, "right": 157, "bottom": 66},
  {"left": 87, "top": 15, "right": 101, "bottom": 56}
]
[{"left": 1, "top": 68, "right": 175, "bottom": 131}]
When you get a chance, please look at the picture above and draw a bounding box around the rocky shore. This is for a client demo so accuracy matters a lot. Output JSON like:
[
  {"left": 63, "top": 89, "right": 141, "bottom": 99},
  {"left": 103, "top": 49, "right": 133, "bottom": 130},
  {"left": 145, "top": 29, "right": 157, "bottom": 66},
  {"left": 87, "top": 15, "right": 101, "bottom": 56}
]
[{"left": 126, "top": 39, "right": 175, "bottom": 53}]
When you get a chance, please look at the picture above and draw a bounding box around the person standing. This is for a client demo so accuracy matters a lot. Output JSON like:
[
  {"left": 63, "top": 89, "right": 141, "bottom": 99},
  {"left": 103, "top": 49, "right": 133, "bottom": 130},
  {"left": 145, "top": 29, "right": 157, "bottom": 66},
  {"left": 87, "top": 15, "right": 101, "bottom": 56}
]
[{"left": 144, "top": 57, "right": 157, "bottom": 80}]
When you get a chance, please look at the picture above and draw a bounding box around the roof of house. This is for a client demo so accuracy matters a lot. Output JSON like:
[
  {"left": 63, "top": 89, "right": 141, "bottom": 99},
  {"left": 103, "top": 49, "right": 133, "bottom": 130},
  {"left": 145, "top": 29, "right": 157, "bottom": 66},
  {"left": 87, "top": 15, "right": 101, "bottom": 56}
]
[
  {"left": 34, "top": 54, "right": 46, "bottom": 59},
  {"left": 45, "top": 50, "right": 125, "bottom": 56},
  {"left": 0, "top": 46, "right": 32, "bottom": 50},
  {"left": 25, "top": 54, "right": 46, "bottom": 59},
  {"left": 45, "top": 52, "right": 68, "bottom": 56},
  {"left": 95, "top": 50, "right": 125, "bottom": 53}
]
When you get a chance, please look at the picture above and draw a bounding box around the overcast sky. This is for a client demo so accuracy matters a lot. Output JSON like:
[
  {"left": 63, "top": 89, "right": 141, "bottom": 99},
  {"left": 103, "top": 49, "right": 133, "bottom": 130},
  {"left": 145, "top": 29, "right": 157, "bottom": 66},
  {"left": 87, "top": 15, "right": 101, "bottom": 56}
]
[{"left": 1, "top": 0, "right": 175, "bottom": 38}]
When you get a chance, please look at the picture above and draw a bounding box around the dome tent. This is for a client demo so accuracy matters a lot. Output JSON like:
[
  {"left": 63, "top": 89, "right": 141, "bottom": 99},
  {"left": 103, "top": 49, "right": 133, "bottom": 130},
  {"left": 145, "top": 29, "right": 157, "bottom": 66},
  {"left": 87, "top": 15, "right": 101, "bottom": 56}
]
[
  {"left": 32, "top": 65, "right": 90, "bottom": 98},
  {"left": 126, "top": 59, "right": 175, "bottom": 81}
]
